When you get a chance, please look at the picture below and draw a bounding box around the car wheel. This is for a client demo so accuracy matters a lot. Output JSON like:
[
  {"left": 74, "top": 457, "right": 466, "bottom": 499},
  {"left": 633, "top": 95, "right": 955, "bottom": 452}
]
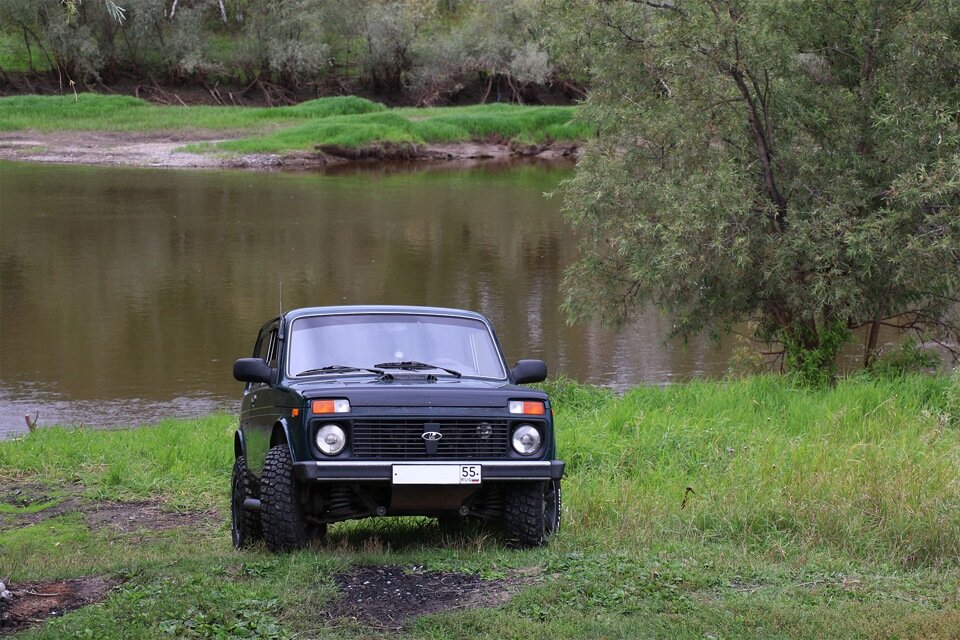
[
  {"left": 231, "top": 456, "right": 262, "bottom": 549},
  {"left": 504, "top": 480, "right": 560, "bottom": 548},
  {"left": 260, "top": 444, "right": 325, "bottom": 552}
]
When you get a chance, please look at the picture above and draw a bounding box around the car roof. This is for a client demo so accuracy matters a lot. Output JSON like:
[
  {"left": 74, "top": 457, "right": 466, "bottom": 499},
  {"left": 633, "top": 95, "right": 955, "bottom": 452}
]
[{"left": 282, "top": 305, "right": 491, "bottom": 323}]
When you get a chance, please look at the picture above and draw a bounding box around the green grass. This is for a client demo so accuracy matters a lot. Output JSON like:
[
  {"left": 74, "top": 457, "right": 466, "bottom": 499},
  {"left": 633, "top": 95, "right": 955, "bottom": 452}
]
[
  {"left": 208, "top": 103, "right": 589, "bottom": 153},
  {"left": 0, "top": 94, "right": 386, "bottom": 133},
  {"left": 1, "top": 374, "right": 959, "bottom": 639},
  {"left": 0, "top": 93, "right": 588, "bottom": 154}
]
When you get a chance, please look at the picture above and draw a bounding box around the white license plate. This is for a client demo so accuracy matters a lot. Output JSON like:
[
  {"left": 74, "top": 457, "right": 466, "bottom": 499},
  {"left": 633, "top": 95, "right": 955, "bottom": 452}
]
[{"left": 392, "top": 464, "right": 482, "bottom": 485}]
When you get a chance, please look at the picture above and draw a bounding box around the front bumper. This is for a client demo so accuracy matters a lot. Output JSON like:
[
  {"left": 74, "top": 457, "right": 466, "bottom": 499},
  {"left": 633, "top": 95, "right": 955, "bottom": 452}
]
[{"left": 293, "top": 460, "right": 565, "bottom": 483}]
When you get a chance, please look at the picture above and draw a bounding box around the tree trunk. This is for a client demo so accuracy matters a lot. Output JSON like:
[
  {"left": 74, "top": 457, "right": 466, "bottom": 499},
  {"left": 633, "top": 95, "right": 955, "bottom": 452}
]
[
  {"left": 22, "top": 27, "right": 33, "bottom": 73},
  {"left": 864, "top": 317, "right": 882, "bottom": 367}
]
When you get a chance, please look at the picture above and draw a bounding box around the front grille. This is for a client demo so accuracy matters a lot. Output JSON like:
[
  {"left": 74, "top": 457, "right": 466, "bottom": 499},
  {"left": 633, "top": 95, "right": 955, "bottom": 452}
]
[{"left": 351, "top": 419, "right": 510, "bottom": 459}]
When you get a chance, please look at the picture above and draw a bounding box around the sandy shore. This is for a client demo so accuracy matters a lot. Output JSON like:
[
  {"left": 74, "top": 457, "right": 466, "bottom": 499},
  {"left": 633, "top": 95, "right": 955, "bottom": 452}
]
[{"left": 0, "top": 130, "right": 580, "bottom": 170}]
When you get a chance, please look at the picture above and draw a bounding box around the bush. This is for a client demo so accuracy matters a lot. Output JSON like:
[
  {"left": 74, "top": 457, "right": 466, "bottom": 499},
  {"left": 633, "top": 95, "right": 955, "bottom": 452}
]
[{"left": 869, "top": 337, "right": 943, "bottom": 378}]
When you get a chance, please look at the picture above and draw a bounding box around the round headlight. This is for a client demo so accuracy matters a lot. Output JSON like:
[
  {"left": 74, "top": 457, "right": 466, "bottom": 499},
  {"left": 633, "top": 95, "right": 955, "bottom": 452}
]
[
  {"left": 315, "top": 424, "right": 346, "bottom": 455},
  {"left": 511, "top": 424, "right": 542, "bottom": 455}
]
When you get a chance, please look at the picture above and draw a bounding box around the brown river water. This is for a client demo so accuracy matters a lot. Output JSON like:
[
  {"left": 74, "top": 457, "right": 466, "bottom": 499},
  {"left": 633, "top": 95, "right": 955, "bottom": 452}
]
[{"left": 0, "top": 158, "right": 783, "bottom": 438}]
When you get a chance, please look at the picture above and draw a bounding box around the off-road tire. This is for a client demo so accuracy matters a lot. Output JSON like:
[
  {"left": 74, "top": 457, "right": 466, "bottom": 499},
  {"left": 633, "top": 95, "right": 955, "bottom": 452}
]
[
  {"left": 231, "top": 456, "right": 262, "bottom": 549},
  {"left": 260, "top": 444, "right": 324, "bottom": 552},
  {"left": 503, "top": 479, "right": 561, "bottom": 548}
]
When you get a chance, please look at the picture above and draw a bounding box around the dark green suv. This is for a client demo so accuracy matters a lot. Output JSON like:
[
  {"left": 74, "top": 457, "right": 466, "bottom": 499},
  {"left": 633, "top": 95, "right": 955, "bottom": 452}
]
[{"left": 231, "top": 305, "right": 564, "bottom": 552}]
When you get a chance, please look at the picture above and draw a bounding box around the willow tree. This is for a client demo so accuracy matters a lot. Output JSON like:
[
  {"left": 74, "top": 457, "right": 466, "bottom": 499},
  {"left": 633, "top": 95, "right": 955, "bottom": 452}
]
[{"left": 553, "top": 0, "right": 960, "bottom": 378}]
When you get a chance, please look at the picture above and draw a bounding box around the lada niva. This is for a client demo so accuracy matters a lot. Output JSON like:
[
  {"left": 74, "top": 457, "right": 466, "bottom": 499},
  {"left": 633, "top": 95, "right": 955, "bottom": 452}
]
[{"left": 231, "top": 306, "right": 564, "bottom": 552}]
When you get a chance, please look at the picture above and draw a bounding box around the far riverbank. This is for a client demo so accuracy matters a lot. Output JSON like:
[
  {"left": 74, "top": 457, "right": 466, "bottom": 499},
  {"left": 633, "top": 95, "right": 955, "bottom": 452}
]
[{"left": 0, "top": 94, "right": 585, "bottom": 170}]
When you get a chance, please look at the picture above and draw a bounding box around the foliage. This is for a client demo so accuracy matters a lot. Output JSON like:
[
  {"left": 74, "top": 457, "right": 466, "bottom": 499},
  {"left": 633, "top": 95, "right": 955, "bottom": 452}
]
[
  {"left": 42, "top": 2, "right": 105, "bottom": 81},
  {"left": 357, "top": 0, "right": 437, "bottom": 94},
  {"left": 0, "top": 0, "right": 571, "bottom": 101},
  {"left": 158, "top": 596, "right": 288, "bottom": 639},
  {"left": 234, "top": 0, "right": 333, "bottom": 88},
  {"left": 63, "top": 1, "right": 125, "bottom": 24},
  {"left": 550, "top": 0, "right": 960, "bottom": 377},
  {"left": 412, "top": 0, "right": 555, "bottom": 104},
  {"left": 868, "top": 337, "right": 943, "bottom": 379},
  {"left": 782, "top": 319, "right": 851, "bottom": 386}
]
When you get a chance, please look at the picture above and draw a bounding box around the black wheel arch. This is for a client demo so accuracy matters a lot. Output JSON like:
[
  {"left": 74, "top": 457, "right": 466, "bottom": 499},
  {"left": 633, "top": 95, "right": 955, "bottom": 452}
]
[
  {"left": 234, "top": 430, "right": 246, "bottom": 460},
  {"left": 270, "top": 418, "right": 295, "bottom": 459}
]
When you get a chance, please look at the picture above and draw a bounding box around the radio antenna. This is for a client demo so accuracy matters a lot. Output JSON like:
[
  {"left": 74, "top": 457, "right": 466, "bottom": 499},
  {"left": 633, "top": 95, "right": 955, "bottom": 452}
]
[{"left": 279, "top": 279, "right": 283, "bottom": 315}]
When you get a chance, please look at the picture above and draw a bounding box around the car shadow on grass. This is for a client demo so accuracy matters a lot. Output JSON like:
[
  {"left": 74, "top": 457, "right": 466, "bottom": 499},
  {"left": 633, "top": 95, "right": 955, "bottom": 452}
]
[{"left": 322, "top": 516, "right": 504, "bottom": 554}]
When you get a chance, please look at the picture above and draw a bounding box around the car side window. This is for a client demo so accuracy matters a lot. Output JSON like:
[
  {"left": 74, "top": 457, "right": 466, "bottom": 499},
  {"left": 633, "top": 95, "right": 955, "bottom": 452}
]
[
  {"left": 254, "top": 332, "right": 270, "bottom": 361},
  {"left": 264, "top": 330, "right": 279, "bottom": 368},
  {"left": 251, "top": 327, "right": 278, "bottom": 386}
]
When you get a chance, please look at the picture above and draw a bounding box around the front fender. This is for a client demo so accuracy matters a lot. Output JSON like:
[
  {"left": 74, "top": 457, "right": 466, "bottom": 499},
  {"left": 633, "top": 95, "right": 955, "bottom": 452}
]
[{"left": 270, "top": 418, "right": 297, "bottom": 461}]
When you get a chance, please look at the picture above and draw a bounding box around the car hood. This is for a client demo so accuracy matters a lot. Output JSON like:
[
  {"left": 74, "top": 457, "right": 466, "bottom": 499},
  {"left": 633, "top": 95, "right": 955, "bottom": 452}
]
[{"left": 290, "top": 378, "right": 547, "bottom": 408}]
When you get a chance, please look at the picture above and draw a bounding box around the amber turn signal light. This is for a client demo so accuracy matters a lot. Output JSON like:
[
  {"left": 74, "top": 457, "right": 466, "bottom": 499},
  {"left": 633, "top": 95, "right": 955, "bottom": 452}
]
[
  {"left": 311, "top": 399, "right": 350, "bottom": 414},
  {"left": 508, "top": 400, "right": 546, "bottom": 415}
]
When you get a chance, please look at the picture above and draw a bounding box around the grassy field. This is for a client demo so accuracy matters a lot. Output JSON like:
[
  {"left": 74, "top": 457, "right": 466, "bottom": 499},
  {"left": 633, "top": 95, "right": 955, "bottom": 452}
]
[
  {"left": 1, "top": 374, "right": 959, "bottom": 639},
  {"left": 0, "top": 94, "right": 588, "bottom": 153}
]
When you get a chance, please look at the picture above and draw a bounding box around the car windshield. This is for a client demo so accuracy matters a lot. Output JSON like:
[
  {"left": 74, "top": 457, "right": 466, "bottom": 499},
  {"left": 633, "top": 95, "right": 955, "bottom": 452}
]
[{"left": 287, "top": 314, "right": 506, "bottom": 379}]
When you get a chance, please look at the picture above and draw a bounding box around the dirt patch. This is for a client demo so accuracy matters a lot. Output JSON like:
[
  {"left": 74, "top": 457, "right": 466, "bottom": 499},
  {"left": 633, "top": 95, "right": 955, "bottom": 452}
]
[
  {"left": 0, "top": 482, "right": 216, "bottom": 534},
  {"left": 82, "top": 501, "right": 215, "bottom": 534},
  {"left": 0, "top": 577, "right": 113, "bottom": 635},
  {"left": 325, "top": 565, "right": 538, "bottom": 630},
  {"left": 0, "top": 484, "right": 54, "bottom": 509},
  {"left": 0, "top": 130, "right": 580, "bottom": 172}
]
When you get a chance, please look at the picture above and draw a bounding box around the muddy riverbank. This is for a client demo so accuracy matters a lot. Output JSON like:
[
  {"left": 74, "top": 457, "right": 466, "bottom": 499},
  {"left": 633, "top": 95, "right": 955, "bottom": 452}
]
[{"left": 0, "top": 130, "right": 580, "bottom": 170}]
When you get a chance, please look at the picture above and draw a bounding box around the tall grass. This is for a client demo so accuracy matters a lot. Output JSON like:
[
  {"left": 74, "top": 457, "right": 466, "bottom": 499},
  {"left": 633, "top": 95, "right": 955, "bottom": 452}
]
[
  {"left": 206, "top": 103, "right": 587, "bottom": 152},
  {"left": 2, "top": 374, "right": 959, "bottom": 638},
  {"left": 3, "top": 375, "right": 957, "bottom": 567},
  {"left": 552, "top": 374, "right": 960, "bottom": 567},
  {"left": 0, "top": 414, "right": 235, "bottom": 508}
]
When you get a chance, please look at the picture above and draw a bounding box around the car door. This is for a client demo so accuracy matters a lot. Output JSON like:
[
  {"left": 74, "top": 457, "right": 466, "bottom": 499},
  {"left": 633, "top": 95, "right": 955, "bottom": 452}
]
[{"left": 240, "top": 319, "right": 281, "bottom": 474}]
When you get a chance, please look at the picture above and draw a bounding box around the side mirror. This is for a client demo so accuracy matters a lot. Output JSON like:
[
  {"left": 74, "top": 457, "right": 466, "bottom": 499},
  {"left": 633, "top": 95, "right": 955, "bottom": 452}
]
[
  {"left": 511, "top": 359, "right": 547, "bottom": 384},
  {"left": 233, "top": 358, "right": 274, "bottom": 384}
]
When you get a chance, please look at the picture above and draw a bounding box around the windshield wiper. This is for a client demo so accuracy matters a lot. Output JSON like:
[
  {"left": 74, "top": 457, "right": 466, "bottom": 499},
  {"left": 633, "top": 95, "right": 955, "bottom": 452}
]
[
  {"left": 373, "top": 361, "right": 462, "bottom": 378},
  {"left": 296, "top": 365, "right": 384, "bottom": 377}
]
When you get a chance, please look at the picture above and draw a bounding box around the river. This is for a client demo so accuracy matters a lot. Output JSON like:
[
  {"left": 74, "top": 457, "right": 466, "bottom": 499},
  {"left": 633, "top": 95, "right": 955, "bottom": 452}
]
[{"left": 0, "top": 159, "right": 741, "bottom": 438}]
